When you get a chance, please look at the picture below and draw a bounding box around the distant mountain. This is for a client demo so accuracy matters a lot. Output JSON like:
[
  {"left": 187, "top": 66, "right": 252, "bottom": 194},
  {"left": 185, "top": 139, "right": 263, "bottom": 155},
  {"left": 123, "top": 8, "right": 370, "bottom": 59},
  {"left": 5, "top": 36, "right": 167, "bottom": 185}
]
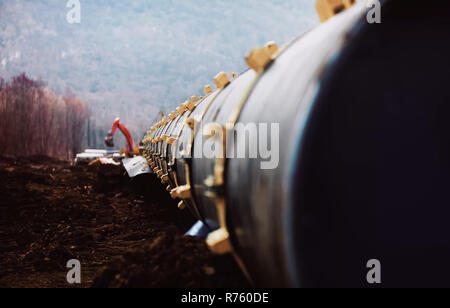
[{"left": 0, "top": 0, "right": 318, "bottom": 147}]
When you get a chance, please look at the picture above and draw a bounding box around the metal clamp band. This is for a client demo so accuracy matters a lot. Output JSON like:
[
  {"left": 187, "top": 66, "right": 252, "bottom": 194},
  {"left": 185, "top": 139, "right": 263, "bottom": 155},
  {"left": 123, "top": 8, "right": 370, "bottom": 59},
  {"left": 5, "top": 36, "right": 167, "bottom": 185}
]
[
  {"left": 167, "top": 94, "right": 213, "bottom": 216},
  {"left": 205, "top": 43, "right": 292, "bottom": 285},
  {"left": 185, "top": 90, "right": 222, "bottom": 159},
  {"left": 156, "top": 119, "right": 173, "bottom": 175},
  {"left": 163, "top": 113, "right": 183, "bottom": 166}
]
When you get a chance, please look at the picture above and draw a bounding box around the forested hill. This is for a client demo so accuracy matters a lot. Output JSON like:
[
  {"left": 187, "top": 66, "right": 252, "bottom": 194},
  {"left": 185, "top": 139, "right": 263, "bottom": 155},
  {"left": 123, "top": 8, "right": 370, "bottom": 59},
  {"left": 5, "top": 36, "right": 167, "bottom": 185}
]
[{"left": 0, "top": 0, "right": 318, "bottom": 148}]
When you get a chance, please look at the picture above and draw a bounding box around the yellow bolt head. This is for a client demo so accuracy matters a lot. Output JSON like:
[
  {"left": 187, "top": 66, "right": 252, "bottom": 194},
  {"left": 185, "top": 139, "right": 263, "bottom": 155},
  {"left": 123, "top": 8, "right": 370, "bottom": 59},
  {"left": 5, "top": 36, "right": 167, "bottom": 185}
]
[
  {"left": 214, "top": 72, "right": 230, "bottom": 90},
  {"left": 230, "top": 72, "right": 238, "bottom": 80},
  {"left": 170, "top": 185, "right": 192, "bottom": 200},
  {"left": 170, "top": 188, "right": 178, "bottom": 199},
  {"left": 161, "top": 174, "right": 169, "bottom": 184},
  {"left": 204, "top": 85, "right": 213, "bottom": 96},
  {"left": 207, "top": 229, "right": 232, "bottom": 255},
  {"left": 190, "top": 96, "right": 198, "bottom": 103},
  {"left": 178, "top": 201, "right": 186, "bottom": 210},
  {"left": 178, "top": 185, "right": 192, "bottom": 199},
  {"left": 343, "top": 0, "right": 356, "bottom": 8},
  {"left": 185, "top": 118, "right": 196, "bottom": 130},
  {"left": 169, "top": 112, "right": 177, "bottom": 121},
  {"left": 264, "top": 41, "right": 279, "bottom": 57},
  {"left": 167, "top": 137, "right": 177, "bottom": 145},
  {"left": 315, "top": 0, "right": 348, "bottom": 22},
  {"left": 176, "top": 105, "right": 186, "bottom": 115},
  {"left": 246, "top": 48, "right": 272, "bottom": 73},
  {"left": 184, "top": 100, "right": 195, "bottom": 112}
]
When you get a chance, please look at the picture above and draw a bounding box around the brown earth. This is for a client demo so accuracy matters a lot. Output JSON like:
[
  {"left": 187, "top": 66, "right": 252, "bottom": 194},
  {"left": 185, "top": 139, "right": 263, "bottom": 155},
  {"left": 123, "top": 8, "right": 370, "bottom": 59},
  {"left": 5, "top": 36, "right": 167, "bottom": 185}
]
[{"left": 0, "top": 156, "right": 250, "bottom": 288}]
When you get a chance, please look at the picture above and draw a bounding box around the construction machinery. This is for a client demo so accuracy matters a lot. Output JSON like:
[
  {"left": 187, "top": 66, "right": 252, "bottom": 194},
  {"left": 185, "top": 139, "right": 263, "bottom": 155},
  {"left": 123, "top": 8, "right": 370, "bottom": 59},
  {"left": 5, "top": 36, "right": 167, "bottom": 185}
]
[
  {"left": 142, "top": 0, "right": 450, "bottom": 287},
  {"left": 105, "top": 117, "right": 136, "bottom": 156}
]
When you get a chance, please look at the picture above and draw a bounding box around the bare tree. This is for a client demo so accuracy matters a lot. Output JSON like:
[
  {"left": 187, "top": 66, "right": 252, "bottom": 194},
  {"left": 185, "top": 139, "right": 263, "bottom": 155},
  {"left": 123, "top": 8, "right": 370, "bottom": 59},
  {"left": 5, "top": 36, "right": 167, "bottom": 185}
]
[{"left": 0, "top": 74, "right": 88, "bottom": 160}]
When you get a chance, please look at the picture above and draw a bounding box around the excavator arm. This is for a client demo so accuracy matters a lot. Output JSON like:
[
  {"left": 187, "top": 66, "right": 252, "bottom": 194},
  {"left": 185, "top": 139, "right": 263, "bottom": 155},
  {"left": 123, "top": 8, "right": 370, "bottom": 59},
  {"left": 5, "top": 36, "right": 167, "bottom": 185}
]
[{"left": 104, "top": 118, "right": 134, "bottom": 153}]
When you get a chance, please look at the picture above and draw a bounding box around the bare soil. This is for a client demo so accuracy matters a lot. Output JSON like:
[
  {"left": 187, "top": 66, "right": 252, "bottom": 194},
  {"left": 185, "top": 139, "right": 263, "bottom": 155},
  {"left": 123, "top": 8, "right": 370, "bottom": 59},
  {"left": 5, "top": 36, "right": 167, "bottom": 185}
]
[{"left": 0, "top": 156, "right": 249, "bottom": 288}]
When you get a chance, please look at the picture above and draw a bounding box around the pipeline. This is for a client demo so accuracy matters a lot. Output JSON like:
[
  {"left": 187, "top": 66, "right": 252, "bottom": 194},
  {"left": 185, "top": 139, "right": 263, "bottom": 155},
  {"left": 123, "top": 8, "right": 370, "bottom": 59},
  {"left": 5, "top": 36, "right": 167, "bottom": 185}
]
[{"left": 141, "top": 0, "right": 450, "bottom": 287}]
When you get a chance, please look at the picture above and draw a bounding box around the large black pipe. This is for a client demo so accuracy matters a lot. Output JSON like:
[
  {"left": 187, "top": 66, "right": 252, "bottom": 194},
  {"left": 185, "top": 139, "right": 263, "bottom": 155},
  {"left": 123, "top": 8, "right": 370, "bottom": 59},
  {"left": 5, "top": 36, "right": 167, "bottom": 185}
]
[{"left": 143, "top": 0, "right": 450, "bottom": 287}]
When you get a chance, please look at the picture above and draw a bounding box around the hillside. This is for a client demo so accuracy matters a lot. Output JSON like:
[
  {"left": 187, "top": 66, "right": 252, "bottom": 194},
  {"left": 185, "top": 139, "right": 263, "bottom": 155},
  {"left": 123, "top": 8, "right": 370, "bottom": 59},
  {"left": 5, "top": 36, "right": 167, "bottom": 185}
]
[{"left": 0, "top": 0, "right": 318, "bottom": 148}]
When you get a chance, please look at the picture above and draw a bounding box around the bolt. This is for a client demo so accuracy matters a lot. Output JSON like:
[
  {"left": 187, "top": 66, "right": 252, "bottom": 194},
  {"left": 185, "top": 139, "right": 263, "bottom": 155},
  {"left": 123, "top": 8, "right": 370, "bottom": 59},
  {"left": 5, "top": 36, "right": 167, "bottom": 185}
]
[
  {"left": 185, "top": 100, "right": 195, "bottom": 112},
  {"left": 161, "top": 174, "right": 169, "bottom": 184},
  {"left": 204, "top": 85, "right": 213, "bottom": 96},
  {"left": 315, "top": 0, "right": 348, "bottom": 22},
  {"left": 246, "top": 47, "right": 272, "bottom": 73},
  {"left": 207, "top": 229, "right": 232, "bottom": 255},
  {"left": 167, "top": 137, "right": 177, "bottom": 145},
  {"left": 264, "top": 41, "right": 279, "bottom": 57},
  {"left": 156, "top": 170, "right": 164, "bottom": 178},
  {"left": 214, "top": 72, "right": 230, "bottom": 90},
  {"left": 186, "top": 118, "right": 196, "bottom": 130},
  {"left": 176, "top": 105, "right": 186, "bottom": 115},
  {"left": 178, "top": 201, "right": 186, "bottom": 210}
]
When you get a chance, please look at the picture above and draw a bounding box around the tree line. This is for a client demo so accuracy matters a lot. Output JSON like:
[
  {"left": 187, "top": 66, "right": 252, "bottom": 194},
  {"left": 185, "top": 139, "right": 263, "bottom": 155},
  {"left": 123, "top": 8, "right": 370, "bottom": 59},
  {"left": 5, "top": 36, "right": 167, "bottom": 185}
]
[{"left": 0, "top": 73, "right": 89, "bottom": 160}]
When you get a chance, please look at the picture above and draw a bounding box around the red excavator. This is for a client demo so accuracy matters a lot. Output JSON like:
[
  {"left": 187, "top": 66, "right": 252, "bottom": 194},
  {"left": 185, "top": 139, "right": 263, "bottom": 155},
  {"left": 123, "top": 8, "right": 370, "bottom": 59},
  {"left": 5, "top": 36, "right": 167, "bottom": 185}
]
[
  {"left": 104, "top": 118, "right": 135, "bottom": 156},
  {"left": 104, "top": 113, "right": 164, "bottom": 157}
]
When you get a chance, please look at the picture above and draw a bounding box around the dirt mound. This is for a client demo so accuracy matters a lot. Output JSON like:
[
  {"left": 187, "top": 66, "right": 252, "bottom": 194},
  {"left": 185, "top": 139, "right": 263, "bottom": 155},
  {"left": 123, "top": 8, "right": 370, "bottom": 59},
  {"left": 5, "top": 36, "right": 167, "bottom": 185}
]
[
  {"left": 0, "top": 156, "right": 249, "bottom": 288},
  {"left": 92, "top": 232, "right": 249, "bottom": 288}
]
